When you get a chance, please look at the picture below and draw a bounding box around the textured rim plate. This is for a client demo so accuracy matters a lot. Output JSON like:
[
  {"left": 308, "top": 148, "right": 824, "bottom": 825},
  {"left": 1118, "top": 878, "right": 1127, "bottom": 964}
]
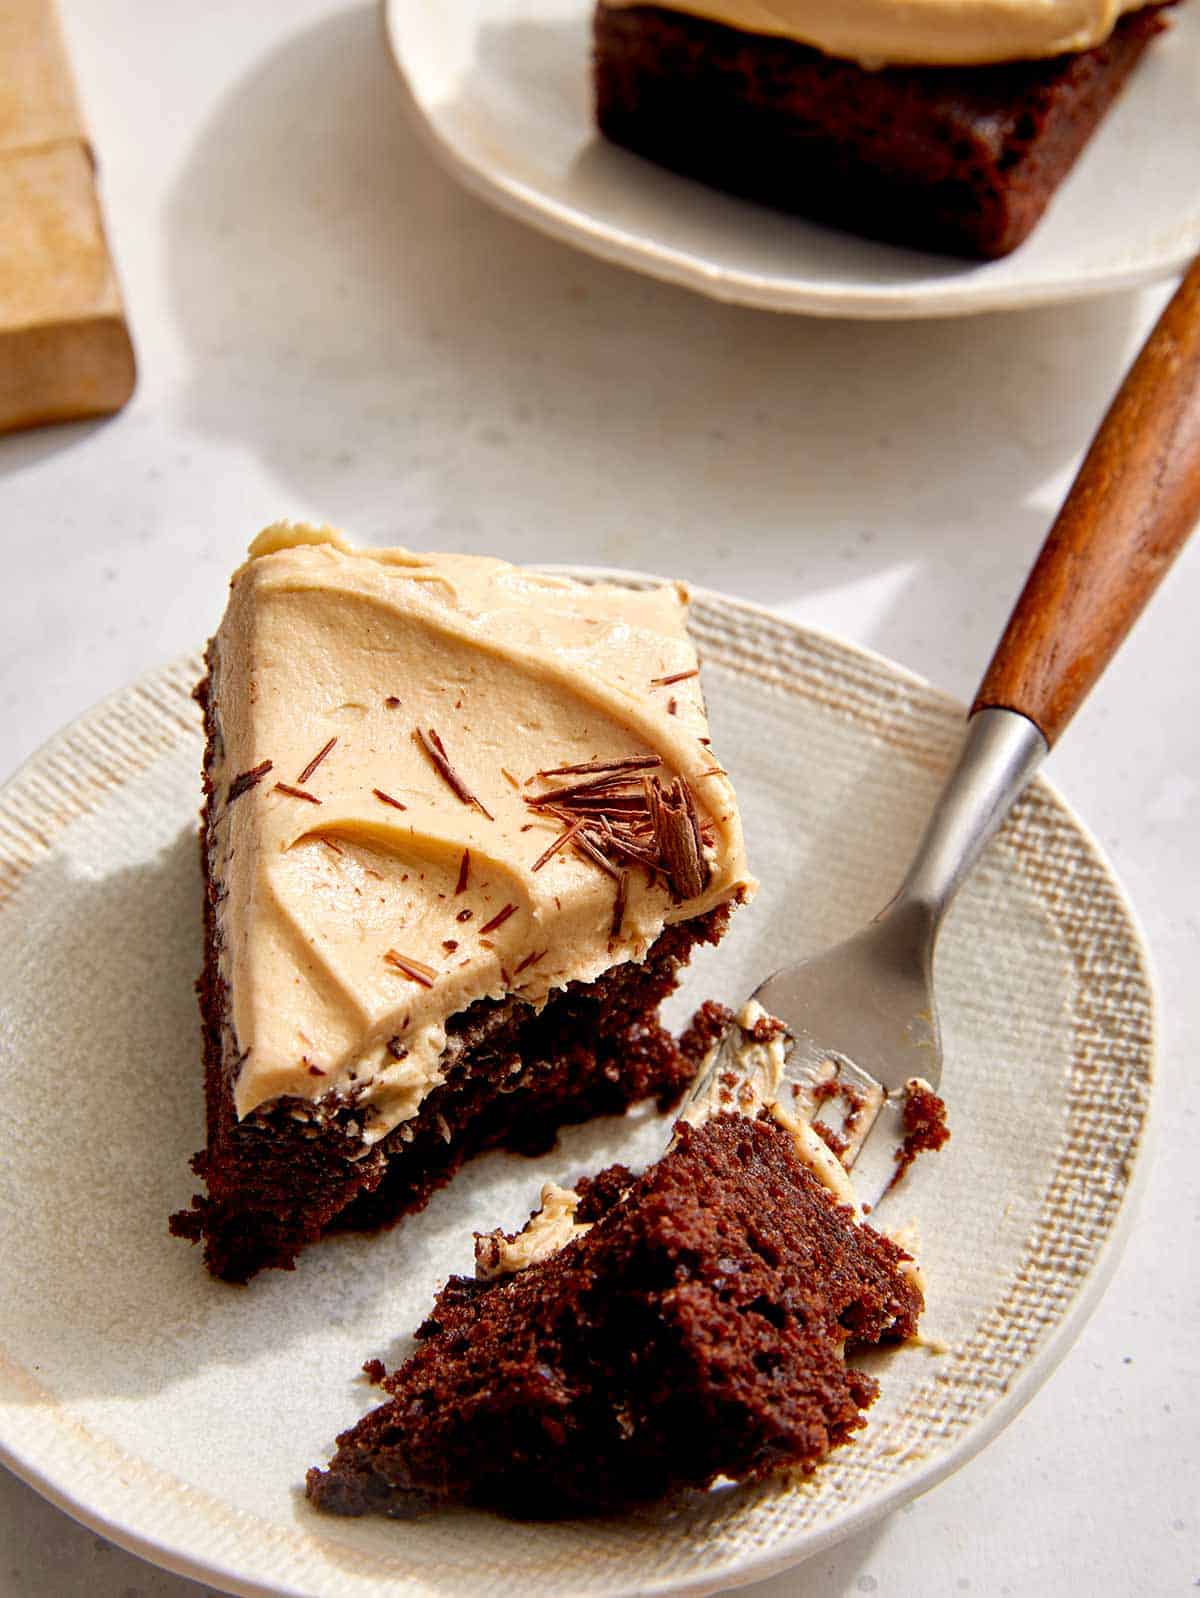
[
  {"left": 0, "top": 582, "right": 1155, "bottom": 1598},
  {"left": 381, "top": 0, "right": 1200, "bottom": 319}
]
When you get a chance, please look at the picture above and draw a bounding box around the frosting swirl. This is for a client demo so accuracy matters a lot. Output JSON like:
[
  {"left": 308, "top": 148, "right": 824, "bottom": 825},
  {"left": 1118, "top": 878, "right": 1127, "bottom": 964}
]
[{"left": 207, "top": 526, "right": 755, "bottom": 1147}]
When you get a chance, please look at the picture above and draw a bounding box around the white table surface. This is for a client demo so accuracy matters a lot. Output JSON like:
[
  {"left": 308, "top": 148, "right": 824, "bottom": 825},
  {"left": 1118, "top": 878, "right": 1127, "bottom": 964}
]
[{"left": 2, "top": 2, "right": 1197, "bottom": 1593}]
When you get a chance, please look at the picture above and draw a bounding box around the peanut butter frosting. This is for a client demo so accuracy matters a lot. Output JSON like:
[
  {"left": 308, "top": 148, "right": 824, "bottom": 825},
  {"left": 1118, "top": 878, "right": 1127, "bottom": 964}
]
[
  {"left": 206, "top": 525, "right": 755, "bottom": 1147},
  {"left": 681, "top": 1000, "right": 860, "bottom": 1209},
  {"left": 598, "top": 0, "right": 1148, "bottom": 66},
  {"left": 475, "top": 1183, "right": 594, "bottom": 1279}
]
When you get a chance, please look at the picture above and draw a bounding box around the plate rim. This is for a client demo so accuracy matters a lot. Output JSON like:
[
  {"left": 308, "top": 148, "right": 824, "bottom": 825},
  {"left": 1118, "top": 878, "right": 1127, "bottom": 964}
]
[
  {"left": 379, "top": 0, "right": 1199, "bottom": 320},
  {"left": 0, "top": 577, "right": 1159, "bottom": 1598}
]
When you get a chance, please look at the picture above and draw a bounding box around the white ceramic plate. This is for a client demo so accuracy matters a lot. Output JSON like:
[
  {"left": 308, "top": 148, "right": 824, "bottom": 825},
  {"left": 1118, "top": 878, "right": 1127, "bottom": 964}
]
[
  {"left": 0, "top": 585, "right": 1154, "bottom": 1598},
  {"left": 381, "top": 0, "right": 1200, "bottom": 318}
]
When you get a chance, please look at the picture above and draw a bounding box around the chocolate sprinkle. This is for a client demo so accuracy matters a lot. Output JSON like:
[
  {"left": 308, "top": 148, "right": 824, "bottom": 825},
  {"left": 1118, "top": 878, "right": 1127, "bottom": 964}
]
[
  {"left": 478, "top": 902, "right": 518, "bottom": 936},
  {"left": 611, "top": 869, "right": 629, "bottom": 939},
  {"left": 537, "top": 754, "right": 661, "bottom": 780},
  {"left": 274, "top": 782, "right": 321, "bottom": 805},
  {"left": 455, "top": 849, "right": 471, "bottom": 895},
  {"left": 373, "top": 788, "right": 408, "bottom": 811},
  {"left": 415, "top": 727, "right": 494, "bottom": 821},
  {"left": 650, "top": 668, "right": 699, "bottom": 687},
  {"left": 573, "top": 828, "right": 621, "bottom": 880},
  {"left": 527, "top": 770, "right": 654, "bottom": 808},
  {"left": 383, "top": 949, "right": 438, "bottom": 987},
  {"left": 226, "top": 760, "right": 272, "bottom": 805},
  {"left": 296, "top": 737, "right": 337, "bottom": 785},
  {"left": 531, "top": 817, "right": 583, "bottom": 872}
]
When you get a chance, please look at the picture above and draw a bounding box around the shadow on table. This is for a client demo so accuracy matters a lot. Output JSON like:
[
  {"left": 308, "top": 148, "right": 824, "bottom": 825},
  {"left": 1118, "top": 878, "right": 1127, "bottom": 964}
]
[
  {"left": 0, "top": 416, "right": 113, "bottom": 482},
  {"left": 163, "top": 4, "right": 1141, "bottom": 655}
]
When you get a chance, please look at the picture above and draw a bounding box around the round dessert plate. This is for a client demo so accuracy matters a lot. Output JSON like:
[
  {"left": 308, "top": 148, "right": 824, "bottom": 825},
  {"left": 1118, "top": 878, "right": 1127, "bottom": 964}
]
[
  {"left": 0, "top": 584, "right": 1155, "bottom": 1598},
  {"left": 381, "top": 0, "right": 1200, "bottom": 318}
]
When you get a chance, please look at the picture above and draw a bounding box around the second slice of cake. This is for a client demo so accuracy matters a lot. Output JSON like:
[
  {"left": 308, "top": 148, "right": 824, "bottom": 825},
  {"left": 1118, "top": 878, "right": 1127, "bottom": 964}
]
[{"left": 171, "top": 527, "right": 755, "bottom": 1282}]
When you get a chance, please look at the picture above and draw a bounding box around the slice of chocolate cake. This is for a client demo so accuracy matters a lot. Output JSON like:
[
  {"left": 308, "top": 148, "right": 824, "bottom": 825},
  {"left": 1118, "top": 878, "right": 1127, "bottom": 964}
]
[
  {"left": 305, "top": 1112, "right": 922, "bottom": 1518},
  {"left": 170, "top": 526, "right": 755, "bottom": 1283},
  {"left": 593, "top": 2, "right": 1176, "bottom": 259}
]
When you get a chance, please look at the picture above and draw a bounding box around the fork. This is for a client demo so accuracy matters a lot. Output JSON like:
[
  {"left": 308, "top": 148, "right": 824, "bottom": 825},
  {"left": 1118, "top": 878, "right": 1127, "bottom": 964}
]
[{"left": 683, "top": 256, "right": 1200, "bottom": 1214}]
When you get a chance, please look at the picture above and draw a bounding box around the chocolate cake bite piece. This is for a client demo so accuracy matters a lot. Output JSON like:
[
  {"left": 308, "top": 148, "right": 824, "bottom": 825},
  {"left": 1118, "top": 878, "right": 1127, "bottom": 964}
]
[
  {"left": 593, "top": 3, "right": 1175, "bottom": 259},
  {"left": 305, "top": 1112, "right": 922, "bottom": 1519},
  {"left": 171, "top": 526, "right": 755, "bottom": 1283}
]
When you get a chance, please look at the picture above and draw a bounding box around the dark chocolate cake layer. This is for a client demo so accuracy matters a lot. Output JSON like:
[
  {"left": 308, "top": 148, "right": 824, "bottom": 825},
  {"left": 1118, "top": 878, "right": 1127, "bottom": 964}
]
[
  {"left": 306, "top": 1112, "right": 922, "bottom": 1518},
  {"left": 594, "top": 3, "right": 1171, "bottom": 258},
  {"left": 170, "top": 667, "right": 730, "bottom": 1284}
]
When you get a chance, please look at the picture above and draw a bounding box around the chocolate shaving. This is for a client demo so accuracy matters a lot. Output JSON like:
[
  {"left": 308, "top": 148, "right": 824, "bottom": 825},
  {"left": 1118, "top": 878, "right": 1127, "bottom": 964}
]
[
  {"left": 647, "top": 777, "right": 709, "bottom": 901},
  {"left": 442, "top": 939, "right": 458, "bottom": 953},
  {"left": 274, "top": 782, "right": 321, "bottom": 805},
  {"left": 500, "top": 767, "right": 521, "bottom": 790},
  {"left": 455, "top": 849, "right": 470, "bottom": 895},
  {"left": 573, "top": 828, "right": 620, "bottom": 880},
  {"left": 522, "top": 761, "right": 714, "bottom": 892},
  {"left": 226, "top": 760, "right": 272, "bottom": 805},
  {"left": 514, "top": 948, "right": 547, "bottom": 975},
  {"left": 531, "top": 817, "right": 583, "bottom": 872},
  {"left": 414, "top": 727, "right": 494, "bottom": 820},
  {"left": 610, "top": 870, "right": 629, "bottom": 939},
  {"left": 681, "top": 777, "right": 707, "bottom": 863},
  {"left": 667, "top": 698, "right": 678, "bottom": 716},
  {"left": 385, "top": 696, "right": 401, "bottom": 709},
  {"left": 596, "top": 830, "right": 663, "bottom": 874},
  {"left": 320, "top": 837, "right": 344, "bottom": 856},
  {"left": 650, "top": 668, "right": 699, "bottom": 687},
  {"left": 478, "top": 902, "right": 518, "bottom": 936},
  {"left": 373, "top": 788, "right": 408, "bottom": 811},
  {"left": 539, "top": 793, "right": 649, "bottom": 817},
  {"left": 296, "top": 737, "right": 337, "bottom": 785},
  {"left": 526, "top": 770, "right": 652, "bottom": 808},
  {"left": 456, "top": 908, "right": 473, "bottom": 923},
  {"left": 383, "top": 949, "right": 438, "bottom": 987},
  {"left": 537, "top": 754, "right": 661, "bottom": 779}
]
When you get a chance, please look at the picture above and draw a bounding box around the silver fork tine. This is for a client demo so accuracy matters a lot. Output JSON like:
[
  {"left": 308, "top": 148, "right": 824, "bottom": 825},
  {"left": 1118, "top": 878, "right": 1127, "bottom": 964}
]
[{"left": 683, "top": 708, "right": 1046, "bottom": 1216}]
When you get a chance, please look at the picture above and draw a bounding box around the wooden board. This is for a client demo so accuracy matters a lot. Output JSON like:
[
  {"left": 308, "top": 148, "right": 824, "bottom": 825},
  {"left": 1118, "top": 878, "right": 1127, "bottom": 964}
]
[{"left": 0, "top": 0, "right": 135, "bottom": 432}]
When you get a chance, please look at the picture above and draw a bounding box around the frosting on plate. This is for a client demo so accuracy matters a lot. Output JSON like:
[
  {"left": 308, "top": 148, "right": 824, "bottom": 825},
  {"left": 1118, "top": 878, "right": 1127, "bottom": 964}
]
[
  {"left": 598, "top": 0, "right": 1148, "bottom": 66},
  {"left": 206, "top": 525, "right": 755, "bottom": 1145}
]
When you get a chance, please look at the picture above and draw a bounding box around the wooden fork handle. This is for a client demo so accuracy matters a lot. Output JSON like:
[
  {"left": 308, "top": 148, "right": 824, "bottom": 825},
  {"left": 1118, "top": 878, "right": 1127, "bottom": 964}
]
[{"left": 973, "top": 256, "right": 1200, "bottom": 746}]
